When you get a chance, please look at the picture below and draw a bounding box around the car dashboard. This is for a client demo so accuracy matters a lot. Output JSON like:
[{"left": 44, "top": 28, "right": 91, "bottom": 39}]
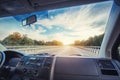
[{"left": 1, "top": 51, "right": 120, "bottom": 80}]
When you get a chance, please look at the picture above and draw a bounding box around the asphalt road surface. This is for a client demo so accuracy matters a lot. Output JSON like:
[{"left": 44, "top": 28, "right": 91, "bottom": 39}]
[{"left": 37, "top": 46, "right": 99, "bottom": 57}]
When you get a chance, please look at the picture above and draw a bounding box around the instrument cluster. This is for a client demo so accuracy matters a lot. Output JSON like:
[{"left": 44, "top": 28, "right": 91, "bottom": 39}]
[{"left": 16, "top": 55, "right": 53, "bottom": 80}]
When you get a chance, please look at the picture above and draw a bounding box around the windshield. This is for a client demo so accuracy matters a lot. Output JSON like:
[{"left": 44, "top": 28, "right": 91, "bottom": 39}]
[{"left": 0, "top": 1, "right": 113, "bottom": 57}]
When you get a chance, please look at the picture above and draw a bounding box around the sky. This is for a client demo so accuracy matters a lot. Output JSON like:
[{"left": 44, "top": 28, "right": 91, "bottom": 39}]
[{"left": 0, "top": 1, "right": 113, "bottom": 45}]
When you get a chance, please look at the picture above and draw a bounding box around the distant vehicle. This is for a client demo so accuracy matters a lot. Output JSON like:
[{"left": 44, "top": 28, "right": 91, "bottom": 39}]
[{"left": 0, "top": 0, "right": 120, "bottom": 80}]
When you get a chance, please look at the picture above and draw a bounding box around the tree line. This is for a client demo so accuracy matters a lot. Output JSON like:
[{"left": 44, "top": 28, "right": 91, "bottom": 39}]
[
  {"left": 1, "top": 32, "right": 63, "bottom": 46},
  {"left": 73, "top": 34, "right": 104, "bottom": 46},
  {"left": 0, "top": 32, "right": 104, "bottom": 46}
]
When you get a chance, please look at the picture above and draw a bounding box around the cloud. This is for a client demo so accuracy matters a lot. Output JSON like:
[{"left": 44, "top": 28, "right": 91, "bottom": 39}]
[
  {"left": 31, "top": 1, "right": 112, "bottom": 44},
  {"left": 35, "top": 1, "right": 112, "bottom": 30}
]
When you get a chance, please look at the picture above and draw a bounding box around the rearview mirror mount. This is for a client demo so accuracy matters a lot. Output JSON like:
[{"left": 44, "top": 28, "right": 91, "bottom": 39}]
[{"left": 22, "top": 15, "right": 37, "bottom": 26}]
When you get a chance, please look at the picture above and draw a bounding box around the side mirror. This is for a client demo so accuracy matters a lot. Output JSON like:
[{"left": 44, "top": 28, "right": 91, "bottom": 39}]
[{"left": 22, "top": 15, "right": 37, "bottom": 26}]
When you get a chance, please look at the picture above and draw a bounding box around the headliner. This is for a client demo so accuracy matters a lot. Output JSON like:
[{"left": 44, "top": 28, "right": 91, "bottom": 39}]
[{"left": 0, "top": 0, "right": 108, "bottom": 17}]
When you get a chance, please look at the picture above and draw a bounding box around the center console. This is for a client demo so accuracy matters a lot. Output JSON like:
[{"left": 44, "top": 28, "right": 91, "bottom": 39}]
[{"left": 16, "top": 55, "right": 53, "bottom": 80}]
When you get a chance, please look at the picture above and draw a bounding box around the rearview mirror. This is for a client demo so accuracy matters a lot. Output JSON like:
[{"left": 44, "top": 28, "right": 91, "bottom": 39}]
[{"left": 22, "top": 15, "right": 37, "bottom": 26}]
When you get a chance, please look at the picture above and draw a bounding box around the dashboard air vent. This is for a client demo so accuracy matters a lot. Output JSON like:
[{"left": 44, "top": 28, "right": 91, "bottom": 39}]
[
  {"left": 98, "top": 60, "right": 115, "bottom": 69},
  {"left": 101, "top": 69, "right": 118, "bottom": 76}
]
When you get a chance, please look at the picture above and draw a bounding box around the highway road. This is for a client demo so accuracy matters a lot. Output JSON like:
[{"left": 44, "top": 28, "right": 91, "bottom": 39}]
[
  {"left": 6, "top": 46, "right": 99, "bottom": 57},
  {"left": 36, "top": 46, "right": 99, "bottom": 57}
]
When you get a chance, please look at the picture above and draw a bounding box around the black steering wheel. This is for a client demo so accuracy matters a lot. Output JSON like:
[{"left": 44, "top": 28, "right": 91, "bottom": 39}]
[
  {"left": 0, "top": 51, "right": 5, "bottom": 68},
  {"left": 0, "top": 50, "right": 24, "bottom": 80}
]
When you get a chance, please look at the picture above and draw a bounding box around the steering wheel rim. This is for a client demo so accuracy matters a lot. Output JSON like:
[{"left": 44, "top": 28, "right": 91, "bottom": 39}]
[{"left": 0, "top": 51, "right": 5, "bottom": 68}]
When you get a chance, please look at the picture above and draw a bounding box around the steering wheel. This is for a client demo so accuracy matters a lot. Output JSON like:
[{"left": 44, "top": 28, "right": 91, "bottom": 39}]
[{"left": 0, "top": 51, "right": 5, "bottom": 68}]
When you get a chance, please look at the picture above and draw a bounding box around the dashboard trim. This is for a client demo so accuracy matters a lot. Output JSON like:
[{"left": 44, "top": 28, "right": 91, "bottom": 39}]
[{"left": 50, "top": 56, "right": 56, "bottom": 80}]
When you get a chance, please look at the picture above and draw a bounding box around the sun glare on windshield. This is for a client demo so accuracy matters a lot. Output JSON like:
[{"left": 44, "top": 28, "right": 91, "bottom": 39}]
[{"left": 0, "top": 1, "right": 113, "bottom": 57}]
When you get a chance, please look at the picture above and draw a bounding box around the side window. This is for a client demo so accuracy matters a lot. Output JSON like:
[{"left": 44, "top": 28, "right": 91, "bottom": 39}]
[
  {"left": 112, "top": 34, "right": 120, "bottom": 61},
  {"left": 117, "top": 34, "right": 120, "bottom": 58},
  {"left": 118, "top": 45, "right": 120, "bottom": 56}
]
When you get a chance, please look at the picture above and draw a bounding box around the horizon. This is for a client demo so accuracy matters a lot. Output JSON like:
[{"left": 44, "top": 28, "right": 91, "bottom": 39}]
[{"left": 0, "top": 31, "right": 104, "bottom": 46}]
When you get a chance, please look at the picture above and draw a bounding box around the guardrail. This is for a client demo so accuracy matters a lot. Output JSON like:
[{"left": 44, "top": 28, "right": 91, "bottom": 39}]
[
  {"left": 77, "top": 46, "right": 100, "bottom": 52},
  {"left": 76, "top": 46, "right": 100, "bottom": 57}
]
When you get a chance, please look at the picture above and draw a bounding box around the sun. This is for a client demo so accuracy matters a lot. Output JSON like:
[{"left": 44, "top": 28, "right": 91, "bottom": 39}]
[{"left": 62, "top": 41, "right": 72, "bottom": 45}]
